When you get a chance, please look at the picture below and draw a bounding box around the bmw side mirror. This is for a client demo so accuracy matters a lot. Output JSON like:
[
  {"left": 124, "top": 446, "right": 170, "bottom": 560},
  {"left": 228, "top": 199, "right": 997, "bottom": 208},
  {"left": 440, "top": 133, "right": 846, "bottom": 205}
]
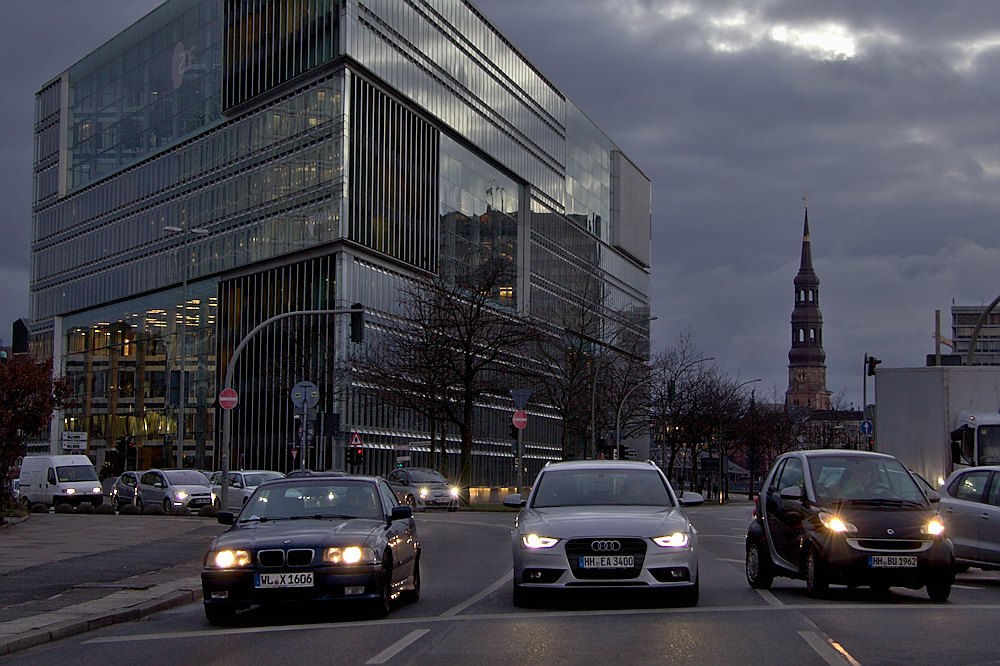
[
  {"left": 217, "top": 511, "right": 234, "bottom": 525},
  {"left": 926, "top": 490, "right": 940, "bottom": 503},
  {"left": 502, "top": 493, "right": 525, "bottom": 508},
  {"left": 680, "top": 492, "right": 704, "bottom": 506},
  {"left": 390, "top": 505, "right": 413, "bottom": 522}
]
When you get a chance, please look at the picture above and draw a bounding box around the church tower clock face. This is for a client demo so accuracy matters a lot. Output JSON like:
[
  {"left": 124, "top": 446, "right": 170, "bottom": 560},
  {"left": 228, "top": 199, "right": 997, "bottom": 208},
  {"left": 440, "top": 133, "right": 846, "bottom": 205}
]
[{"left": 795, "top": 369, "right": 808, "bottom": 382}]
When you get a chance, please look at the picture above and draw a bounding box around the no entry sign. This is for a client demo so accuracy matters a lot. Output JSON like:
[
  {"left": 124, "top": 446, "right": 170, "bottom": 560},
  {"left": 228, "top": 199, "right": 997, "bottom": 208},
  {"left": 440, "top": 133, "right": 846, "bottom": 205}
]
[
  {"left": 512, "top": 409, "right": 527, "bottom": 429},
  {"left": 219, "top": 388, "right": 239, "bottom": 410}
]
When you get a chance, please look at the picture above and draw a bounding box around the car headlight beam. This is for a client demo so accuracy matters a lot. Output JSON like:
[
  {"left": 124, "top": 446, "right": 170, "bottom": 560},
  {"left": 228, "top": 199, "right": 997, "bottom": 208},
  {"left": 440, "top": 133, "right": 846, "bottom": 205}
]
[
  {"left": 213, "top": 550, "right": 251, "bottom": 568},
  {"left": 653, "top": 532, "right": 691, "bottom": 548},
  {"left": 922, "top": 518, "right": 946, "bottom": 536},
  {"left": 323, "top": 546, "right": 374, "bottom": 564},
  {"left": 522, "top": 534, "right": 558, "bottom": 549},
  {"left": 819, "top": 511, "right": 857, "bottom": 533}
]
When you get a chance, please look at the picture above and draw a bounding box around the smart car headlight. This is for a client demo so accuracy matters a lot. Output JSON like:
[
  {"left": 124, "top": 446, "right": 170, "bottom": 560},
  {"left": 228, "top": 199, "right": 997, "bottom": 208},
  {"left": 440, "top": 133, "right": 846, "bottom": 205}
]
[
  {"left": 323, "top": 546, "right": 375, "bottom": 564},
  {"left": 922, "top": 517, "right": 945, "bottom": 536},
  {"left": 212, "top": 550, "right": 251, "bottom": 567},
  {"left": 819, "top": 511, "right": 857, "bottom": 533},
  {"left": 653, "top": 532, "right": 691, "bottom": 548},
  {"left": 522, "top": 534, "right": 558, "bottom": 549}
]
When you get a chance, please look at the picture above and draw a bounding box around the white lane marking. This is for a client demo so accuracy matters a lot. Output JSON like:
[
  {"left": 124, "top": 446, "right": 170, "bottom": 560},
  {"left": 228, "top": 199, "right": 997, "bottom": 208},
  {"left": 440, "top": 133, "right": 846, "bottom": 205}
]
[
  {"left": 365, "top": 629, "right": 429, "bottom": 664},
  {"left": 439, "top": 571, "right": 512, "bottom": 617},
  {"left": 799, "top": 631, "right": 860, "bottom": 666},
  {"left": 87, "top": 602, "right": 1000, "bottom": 645},
  {"left": 757, "top": 589, "right": 783, "bottom": 606}
]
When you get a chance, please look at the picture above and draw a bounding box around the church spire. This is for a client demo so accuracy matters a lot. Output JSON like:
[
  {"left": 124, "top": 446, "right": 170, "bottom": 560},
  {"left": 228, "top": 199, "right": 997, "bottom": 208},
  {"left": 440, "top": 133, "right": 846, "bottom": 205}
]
[{"left": 786, "top": 206, "right": 830, "bottom": 410}]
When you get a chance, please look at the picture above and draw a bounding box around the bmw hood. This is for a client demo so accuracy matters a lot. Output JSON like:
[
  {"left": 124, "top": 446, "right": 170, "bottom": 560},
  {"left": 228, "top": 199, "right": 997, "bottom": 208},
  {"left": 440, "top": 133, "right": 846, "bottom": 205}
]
[
  {"left": 212, "top": 519, "right": 383, "bottom": 551},
  {"left": 519, "top": 506, "right": 695, "bottom": 539}
]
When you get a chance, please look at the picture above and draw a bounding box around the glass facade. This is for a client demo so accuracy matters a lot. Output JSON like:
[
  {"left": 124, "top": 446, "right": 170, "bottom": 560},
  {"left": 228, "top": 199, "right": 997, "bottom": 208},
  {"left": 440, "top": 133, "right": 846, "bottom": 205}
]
[{"left": 30, "top": 0, "right": 651, "bottom": 488}]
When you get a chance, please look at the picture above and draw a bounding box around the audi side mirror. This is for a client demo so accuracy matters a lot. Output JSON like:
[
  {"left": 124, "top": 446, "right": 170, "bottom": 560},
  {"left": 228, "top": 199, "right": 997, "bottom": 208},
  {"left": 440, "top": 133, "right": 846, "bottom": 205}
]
[
  {"left": 502, "top": 493, "right": 525, "bottom": 508},
  {"left": 680, "top": 491, "right": 704, "bottom": 506}
]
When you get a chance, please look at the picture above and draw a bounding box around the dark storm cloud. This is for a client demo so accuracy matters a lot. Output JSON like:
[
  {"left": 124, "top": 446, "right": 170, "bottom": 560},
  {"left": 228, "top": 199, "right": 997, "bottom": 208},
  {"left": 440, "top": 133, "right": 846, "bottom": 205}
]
[{"left": 3, "top": 0, "right": 1000, "bottom": 407}]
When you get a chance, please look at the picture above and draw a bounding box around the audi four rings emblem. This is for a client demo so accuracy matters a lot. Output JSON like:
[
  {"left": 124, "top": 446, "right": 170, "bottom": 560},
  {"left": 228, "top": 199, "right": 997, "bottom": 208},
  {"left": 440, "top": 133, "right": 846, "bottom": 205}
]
[{"left": 591, "top": 540, "right": 621, "bottom": 552}]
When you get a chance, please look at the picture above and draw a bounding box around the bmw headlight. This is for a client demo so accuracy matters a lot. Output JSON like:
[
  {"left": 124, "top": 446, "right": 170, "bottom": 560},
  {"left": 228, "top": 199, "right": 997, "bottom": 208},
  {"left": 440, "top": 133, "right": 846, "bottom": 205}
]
[
  {"left": 522, "top": 534, "right": 558, "bottom": 549},
  {"left": 653, "top": 532, "right": 691, "bottom": 548},
  {"left": 212, "top": 550, "right": 251, "bottom": 567},
  {"left": 922, "top": 516, "right": 946, "bottom": 536},
  {"left": 323, "top": 546, "right": 375, "bottom": 564},
  {"left": 819, "top": 511, "right": 857, "bottom": 533}
]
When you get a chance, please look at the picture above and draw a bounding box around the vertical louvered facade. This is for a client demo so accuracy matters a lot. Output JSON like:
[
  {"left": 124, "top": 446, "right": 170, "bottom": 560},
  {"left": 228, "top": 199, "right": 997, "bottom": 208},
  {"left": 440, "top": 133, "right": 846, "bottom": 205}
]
[{"left": 29, "top": 0, "right": 651, "bottom": 488}]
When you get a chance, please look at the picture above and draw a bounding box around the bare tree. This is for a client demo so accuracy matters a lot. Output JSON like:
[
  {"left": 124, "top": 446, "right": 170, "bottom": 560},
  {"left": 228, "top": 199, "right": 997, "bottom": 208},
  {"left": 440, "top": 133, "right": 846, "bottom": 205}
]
[{"left": 356, "top": 258, "right": 542, "bottom": 500}]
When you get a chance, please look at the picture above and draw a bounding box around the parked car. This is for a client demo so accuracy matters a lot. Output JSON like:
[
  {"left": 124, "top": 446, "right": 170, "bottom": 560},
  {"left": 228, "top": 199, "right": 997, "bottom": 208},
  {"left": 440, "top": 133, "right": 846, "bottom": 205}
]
[
  {"left": 137, "top": 469, "right": 214, "bottom": 513},
  {"left": 938, "top": 465, "right": 1000, "bottom": 570},
  {"left": 745, "top": 449, "right": 954, "bottom": 601},
  {"left": 18, "top": 455, "right": 104, "bottom": 508},
  {"left": 201, "top": 475, "right": 420, "bottom": 624},
  {"left": 110, "top": 471, "right": 142, "bottom": 511},
  {"left": 386, "top": 467, "right": 458, "bottom": 511},
  {"left": 502, "top": 460, "right": 703, "bottom": 607},
  {"left": 212, "top": 470, "right": 285, "bottom": 511}
]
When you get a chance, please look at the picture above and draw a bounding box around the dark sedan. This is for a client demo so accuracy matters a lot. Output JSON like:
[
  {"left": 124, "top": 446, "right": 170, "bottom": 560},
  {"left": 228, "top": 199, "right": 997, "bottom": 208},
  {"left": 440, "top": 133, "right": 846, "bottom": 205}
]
[
  {"left": 201, "top": 475, "right": 420, "bottom": 624},
  {"left": 746, "top": 449, "right": 954, "bottom": 601}
]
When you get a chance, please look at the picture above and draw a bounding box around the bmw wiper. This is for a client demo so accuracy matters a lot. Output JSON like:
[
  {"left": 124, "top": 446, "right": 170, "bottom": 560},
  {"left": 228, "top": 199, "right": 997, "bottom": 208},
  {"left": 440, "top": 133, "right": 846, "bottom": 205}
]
[
  {"left": 290, "top": 514, "right": 357, "bottom": 520},
  {"left": 239, "top": 516, "right": 292, "bottom": 523}
]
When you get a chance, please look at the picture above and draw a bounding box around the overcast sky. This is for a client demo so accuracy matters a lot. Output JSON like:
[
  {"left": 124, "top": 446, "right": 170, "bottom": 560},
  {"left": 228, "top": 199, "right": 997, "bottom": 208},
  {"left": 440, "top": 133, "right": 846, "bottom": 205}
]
[{"left": 3, "top": 1, "right": 1000, "bottom": 410}]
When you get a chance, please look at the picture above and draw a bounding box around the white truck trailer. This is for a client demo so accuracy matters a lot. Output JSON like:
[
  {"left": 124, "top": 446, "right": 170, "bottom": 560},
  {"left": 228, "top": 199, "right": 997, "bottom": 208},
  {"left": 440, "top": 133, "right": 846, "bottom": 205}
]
[{"left": 875, "top": 366, "right": 1000, "bottom": 488}]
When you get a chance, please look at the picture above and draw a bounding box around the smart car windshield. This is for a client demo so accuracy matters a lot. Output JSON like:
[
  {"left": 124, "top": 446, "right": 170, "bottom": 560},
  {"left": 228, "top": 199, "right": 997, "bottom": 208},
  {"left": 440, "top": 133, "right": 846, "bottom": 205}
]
[
  {"left": 531, "top": 469, "right": 673, "bottom": 508},
  {"left": 810, "top": 456, "right": 926, "bottom": 506},
  {"left": 240, "top": 481, "right": 383, "bottom": 521}
]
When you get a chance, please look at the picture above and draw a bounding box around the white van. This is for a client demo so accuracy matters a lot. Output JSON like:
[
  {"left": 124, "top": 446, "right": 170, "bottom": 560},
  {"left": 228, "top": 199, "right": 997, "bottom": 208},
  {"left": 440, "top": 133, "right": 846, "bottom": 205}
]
[{"left": 18, "top": 455, "right": 104, "bottom": 508}]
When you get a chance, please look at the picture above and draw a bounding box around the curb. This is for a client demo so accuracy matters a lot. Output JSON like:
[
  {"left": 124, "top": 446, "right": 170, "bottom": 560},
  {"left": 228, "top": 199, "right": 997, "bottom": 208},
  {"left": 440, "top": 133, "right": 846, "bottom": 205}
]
[{"left": 0, "top": 584, "right": 203, "bottom": 657}]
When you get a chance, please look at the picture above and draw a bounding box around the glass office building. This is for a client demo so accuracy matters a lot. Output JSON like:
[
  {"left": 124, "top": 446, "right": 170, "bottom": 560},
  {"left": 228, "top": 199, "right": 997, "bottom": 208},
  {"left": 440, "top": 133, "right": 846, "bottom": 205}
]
[{"left": 30, "top": 0, "right": 651, "bottom": 487}]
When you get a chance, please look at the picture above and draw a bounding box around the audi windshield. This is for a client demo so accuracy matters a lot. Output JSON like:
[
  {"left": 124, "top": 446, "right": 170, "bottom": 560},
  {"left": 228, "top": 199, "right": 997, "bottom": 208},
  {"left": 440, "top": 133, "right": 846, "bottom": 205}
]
[{"left": 530, "top": 469, "right": 674, "bottom": 508}]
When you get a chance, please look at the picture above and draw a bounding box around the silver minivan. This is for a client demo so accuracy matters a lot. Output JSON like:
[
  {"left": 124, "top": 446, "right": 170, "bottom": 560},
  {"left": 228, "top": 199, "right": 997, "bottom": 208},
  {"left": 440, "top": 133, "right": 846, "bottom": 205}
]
[{"left": 137, "top": 469, "right": 214, "bottom": 512}]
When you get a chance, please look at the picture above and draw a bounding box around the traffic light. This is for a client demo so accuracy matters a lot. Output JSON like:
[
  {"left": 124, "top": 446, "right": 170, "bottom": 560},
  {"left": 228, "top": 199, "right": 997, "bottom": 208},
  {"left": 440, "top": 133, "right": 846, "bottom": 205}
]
[
  {"left": 350, "top": 303, "right": 365, "bottom": 343},
  {"left": 345, "top": 446, "right": 356, "bottom": 466},
  {"left": 354, "top": 446, "right": 365, "bottom": 467},
  {"left": 867, "top": 355, "right": 882, "bottom": 376},
  {"left": 617, "top": 444, "right": 627, "bottom": 461},
  {"left": 509, "top": 424, "right": 518, "bottom": 440}
]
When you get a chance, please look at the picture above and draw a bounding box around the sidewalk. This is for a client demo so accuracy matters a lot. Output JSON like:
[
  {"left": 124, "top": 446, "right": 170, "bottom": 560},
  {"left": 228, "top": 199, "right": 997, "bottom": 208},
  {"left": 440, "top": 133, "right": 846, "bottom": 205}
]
[{"left": 0, "top": 512, "right": 225, "bottom": 656}]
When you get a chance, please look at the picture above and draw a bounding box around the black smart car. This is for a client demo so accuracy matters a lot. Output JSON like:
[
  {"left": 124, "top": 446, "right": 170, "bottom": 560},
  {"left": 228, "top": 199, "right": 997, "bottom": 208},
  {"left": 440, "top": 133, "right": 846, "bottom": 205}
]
[
  {"left": 746, "top": 450, "right": 954, "bottom": 601},
  {"left": 201, "top": 475, "right": 420, "bottom": 624}
]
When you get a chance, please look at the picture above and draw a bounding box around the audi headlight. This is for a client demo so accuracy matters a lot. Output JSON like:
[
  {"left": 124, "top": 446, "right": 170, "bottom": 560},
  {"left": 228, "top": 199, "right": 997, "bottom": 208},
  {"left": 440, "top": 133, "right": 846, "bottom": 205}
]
[
  {"left": 323, "top": 546, "right": 375, "bottom": 564},
  {"left": 522, "top": 534, "right": 558, "bottom": 549},
  {"left": 653, "top": 532, "right": 691, "bottom": 548},
  {"left": 922, "top": 517, "right": 946, "bottom": 536},
  {"left": 212, "top": 550, "right": 251, "bottom": 568},
  {"left": 819, "top": 512, "right": 857, "bottom": 533}
]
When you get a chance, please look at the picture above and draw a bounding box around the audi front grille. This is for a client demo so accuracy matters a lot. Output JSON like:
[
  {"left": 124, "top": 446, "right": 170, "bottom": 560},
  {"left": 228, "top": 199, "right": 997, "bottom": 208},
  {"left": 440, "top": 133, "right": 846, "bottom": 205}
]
[{"left": 565, "top": 537, "right": 647, "bottom": 579}]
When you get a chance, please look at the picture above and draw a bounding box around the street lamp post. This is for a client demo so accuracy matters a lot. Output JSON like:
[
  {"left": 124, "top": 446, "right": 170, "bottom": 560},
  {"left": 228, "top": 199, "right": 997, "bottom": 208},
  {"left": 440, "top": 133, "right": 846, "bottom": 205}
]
[
  {"left": 588, "top": 316, "right": 657, "bottom": 459},
  {"left": 164, "top": 225, "right": 209, "bottom": 469},
  {"left": 721, "top": 377, "right": 760, "bottom": 503}
]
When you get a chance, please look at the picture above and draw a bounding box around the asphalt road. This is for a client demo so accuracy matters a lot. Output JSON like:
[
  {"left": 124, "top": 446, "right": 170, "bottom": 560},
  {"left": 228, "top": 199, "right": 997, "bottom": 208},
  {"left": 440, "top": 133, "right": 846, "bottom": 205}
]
[{"left": 6, "top": 503, "right": 1000, "bottom": 665}]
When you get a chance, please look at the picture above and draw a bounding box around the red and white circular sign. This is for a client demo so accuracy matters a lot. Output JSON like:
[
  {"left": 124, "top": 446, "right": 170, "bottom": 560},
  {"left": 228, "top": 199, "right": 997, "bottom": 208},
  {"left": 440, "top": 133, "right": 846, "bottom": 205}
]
[
  {"left": 512, "top": 409, "right": 527, "bottom": 429},
  {"left": 219, "top": 388, "right": 239, "bottom": 410}
]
